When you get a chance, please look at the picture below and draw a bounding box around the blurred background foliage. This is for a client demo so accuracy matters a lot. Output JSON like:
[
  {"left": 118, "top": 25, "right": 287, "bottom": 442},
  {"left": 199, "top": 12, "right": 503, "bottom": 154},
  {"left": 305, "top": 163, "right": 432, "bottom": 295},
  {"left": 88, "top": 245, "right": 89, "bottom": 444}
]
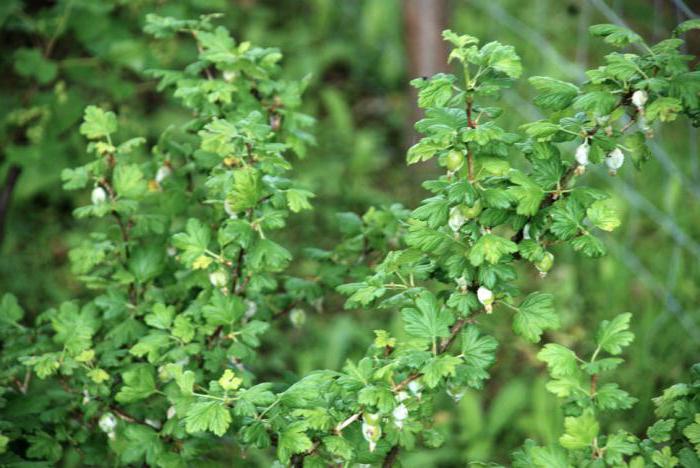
[{"left": 1, "top": 0, "right": 698, "bottom": 464}]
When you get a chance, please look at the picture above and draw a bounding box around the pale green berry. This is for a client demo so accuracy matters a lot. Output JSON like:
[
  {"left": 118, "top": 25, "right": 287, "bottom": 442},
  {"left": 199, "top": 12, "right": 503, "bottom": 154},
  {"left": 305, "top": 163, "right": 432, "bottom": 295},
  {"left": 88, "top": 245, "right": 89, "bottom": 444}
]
[
  {"left": 535, "top": 252, "right": 554, "bottom": 277},
  {"left": 446, "top": 150, "right": 465, "bottom": 171}
]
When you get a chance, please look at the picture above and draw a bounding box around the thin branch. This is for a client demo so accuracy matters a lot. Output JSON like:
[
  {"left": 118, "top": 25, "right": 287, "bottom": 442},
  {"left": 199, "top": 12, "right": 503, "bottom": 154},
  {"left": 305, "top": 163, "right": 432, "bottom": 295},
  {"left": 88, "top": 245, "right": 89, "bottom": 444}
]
[
  {"left": 383, "top": 445, "right": 401, "bottom": 468},
  {"left": 0, "top": 165, "right": 21, "bottom": 245}
]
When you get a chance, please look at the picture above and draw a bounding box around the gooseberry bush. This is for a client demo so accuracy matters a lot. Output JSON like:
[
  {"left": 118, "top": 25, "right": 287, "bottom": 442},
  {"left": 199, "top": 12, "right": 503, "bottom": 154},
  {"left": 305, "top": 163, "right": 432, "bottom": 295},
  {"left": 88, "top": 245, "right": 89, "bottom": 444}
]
[{"left": 1, "top": 14, "right": 700, "bottom": 467}]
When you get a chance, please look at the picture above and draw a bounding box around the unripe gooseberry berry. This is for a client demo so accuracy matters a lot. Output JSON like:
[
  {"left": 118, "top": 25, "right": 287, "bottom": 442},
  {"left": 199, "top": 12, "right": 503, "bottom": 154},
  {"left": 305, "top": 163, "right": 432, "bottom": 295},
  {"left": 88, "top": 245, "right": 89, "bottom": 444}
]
[
  {"left": 461, "top": 199, "right": 482, "bottom": 219},
  {"left": 535, "top": 252, "right": 554, "bottom": 277},
  {"left": 445, "top": 150, "right": 465, "bottom": 171}
]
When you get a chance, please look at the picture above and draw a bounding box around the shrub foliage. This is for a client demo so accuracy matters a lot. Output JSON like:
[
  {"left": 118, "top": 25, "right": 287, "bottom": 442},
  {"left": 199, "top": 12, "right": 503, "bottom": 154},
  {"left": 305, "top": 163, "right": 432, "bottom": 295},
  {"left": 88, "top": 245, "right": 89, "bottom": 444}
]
[{"left": 2, "top": 14, "right": 700, "bottom": 467}]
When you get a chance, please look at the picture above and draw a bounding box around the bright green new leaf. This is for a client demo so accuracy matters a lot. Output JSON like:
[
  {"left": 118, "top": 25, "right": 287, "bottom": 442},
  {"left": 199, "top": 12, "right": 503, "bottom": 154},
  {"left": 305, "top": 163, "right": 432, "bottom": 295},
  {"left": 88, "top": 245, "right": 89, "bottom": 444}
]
[
  {"left": 587, "top": 199, "right": 621, "bottom": 232},
  {"left": 185, "top": 400, "right": 232, "bottom": 436},
  {"left": 596, "top": 313, "right": 634, "bottom": 355},
  {"left": 79, "top": 106, "right": 118, "bottom": 140},
  {"left": 469, "top": 233, "right": 518, "bottom": 266},
  {"left": 559, "top": 411, "right": 599, "bottom": 450}
]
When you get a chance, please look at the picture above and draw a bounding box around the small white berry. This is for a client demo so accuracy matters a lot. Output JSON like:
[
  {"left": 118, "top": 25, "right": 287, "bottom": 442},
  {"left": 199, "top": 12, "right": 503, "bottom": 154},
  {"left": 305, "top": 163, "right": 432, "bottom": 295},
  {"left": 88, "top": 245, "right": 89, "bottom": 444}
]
[
  {"left": 155, "top": 165, "right": 171, "bottom": 184},
  {"left": 455, "top": 276, "right": 468, "bottom": 292},
  {"left": 224, "top": 199, "right": 238, "bottom": 219},
  {"left": 91, "top": 186, "right": 107, "bottom": 205},
  {"left": 447, "top": 384, "right": 466, "bottom": 402},
  {"left": 289, "top": 308, "right": 306, "bottom": 328},
  {"left": 167, "top": 406, "right": 177, "bottom": 420},
  {"left": 145, "top": 418, "right": 161, "bottom": 429},
  {"left": 522, "top": 223, "right": 531, "bottom": 240},
  {"left": 396, "top": 391, "right": 409, "bottom": 402},
  {"left": 98, "top": 413, "right": 117, "bottom": 433},
  {"left": 448, "top": 206, "right": 466, "bottom": 232},
  {"left": 408, "top": 380, "right": 423, "bottom": 397},
  {"left": 606, "top": 147, "right": 625, "bottom": 175},
  {"left": 632, "top": 90, "right": 648, "bottom": 108},
  {"left": 209, "top": 270, "right": 228, "bottom": 288},
  {"left": 575, "top": 141, "right": 590, "bottom": 167},
  {"left": 477, "top": 286, "right": 494, "bottom": 313},
  {"left": 244, "top": 300, "right": 257, "bottom": 319},
  {"left": 392, "top": 404, "right": 409, "bottom": 428}
]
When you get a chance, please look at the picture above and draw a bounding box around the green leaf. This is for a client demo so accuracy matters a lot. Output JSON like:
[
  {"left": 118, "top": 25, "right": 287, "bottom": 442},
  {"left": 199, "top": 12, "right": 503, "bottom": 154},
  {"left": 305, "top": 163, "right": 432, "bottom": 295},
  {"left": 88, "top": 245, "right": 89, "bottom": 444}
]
[
  {"left": 604, "top": 431, "right": 639, "bottom": 465},
  {"left": 172, "top": 219, "right": 211, "bottom": 266},
  {"left": 682, "top": 415, "right": 700, "bottom": 447},
  {"left": 412, "top": 73, "right": 455, "bottom": 108},
  {"left": 145, "top": 303, "right": 174, "bottom": 329},
  {"left": 559, "top": 411, "right": 599, "bottom": 450},
  {"left": 673, "top": 19, "right": 700, "bottom": 36},
  {"left": 13, "top": 48, "right": 57, "bottom": 84},
  {"left": 571, "top": 234, "right": 606, "bottom": 258},
  {"left": 248, "top": 238, "right": 292, "bottom": 272},
  {"left": 51, "top": 302, "right": 97, "bottom": 354},
  {"left": 407, "top": 139, "right": 443, "bottom": 165},
  {"left": 573, "top": 91, "right": 618, "bottom": 116},
  {"left": 358, "top": 385, "right": 395, "bottom": 411},
  {"left": 538, "top": 344, "right": 578, "bottom": 378},
  {"left": 508, "top": 170, "right": 545, "bottom": 216},
  {"left": 483, "top": 41, "right": 522, "bottom": 78},
  {"left": 185, "top": 400, "right": 232, "bottom": 436},
  {"left": 550, "top": 200, "right": 585, "bottom": 240},
  {"left": 277, "top": 422, "right": 313, "bottom": 462},
  {"left": 529, "top": 76, "right": 579, "bottom": 110},
  {"left": 648, "top": 419, "right": 675, "bottom": 443},
  {"left": 596, "top": 313, "right": 634, "bottom": 355},
  {"left": 116, "top": 365, "right": 156, "bottom": 403},
  {"left": 589, "top": 24, "right": 643, "bottom": 47},
  {"left": 468, "top": 233, "right": 518, "bottom": 266},
  {"left": 587, "top": 199, "right": 621, "bottom": 231},
  {"left": 197, "top": 26, "right": 237, "bottom": 64},
  {"left": 227, "top": 167, "right": 262, "bottom": 212},
  {"left": 286, "top": 188, "right": 315, "bottom": 212},
  {"left": 79, "top": 105, "right": 118, "bottom": 140},
  {"left": 0, "top": 293, "right": 23, "bottom": 328},
  {"left": 26, "top": 432, "right": 62, "bottom": 462},
  {"left": 651, "top": 446, "right": 679, "bottom": 467},
  {"left": 646, "top": 97, "right": 683, "bottom": 122},
  {"left": 421, "top": 355, "right": 462, "bottom": 388},
  {"left": 595, "top": 383, "right": 637, "bottom": 410},
  {"left": 401, "top": 291, "right": 453, "bottom": 341},
  {"left": 512, "top": 292, "right": 558, "bottom": 343},
  {"left": 114, "top": 164, "right": 147, "bottom": 199}
]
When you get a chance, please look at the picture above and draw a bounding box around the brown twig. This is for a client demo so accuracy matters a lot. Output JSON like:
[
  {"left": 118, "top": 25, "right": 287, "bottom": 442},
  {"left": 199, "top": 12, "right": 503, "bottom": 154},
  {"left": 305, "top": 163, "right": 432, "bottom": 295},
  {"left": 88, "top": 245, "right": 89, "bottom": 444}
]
[
  {"left": 0, "top": 165, "right": 21, "bottom": 245},
  {"left": 383, "top": 445, "right": 401, "bottom": 468}
]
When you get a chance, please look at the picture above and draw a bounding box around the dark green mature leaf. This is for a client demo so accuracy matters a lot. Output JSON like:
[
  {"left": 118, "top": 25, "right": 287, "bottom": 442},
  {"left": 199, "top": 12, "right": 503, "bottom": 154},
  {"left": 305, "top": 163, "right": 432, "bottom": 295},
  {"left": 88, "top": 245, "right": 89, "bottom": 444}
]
[
  {"left": 277, "top": 422, "right": 313, "bottom": 462},
  {"left": 529, "top": 77, "right": 579, "bottom": 110},
  {"left": 589, "top": 24, "right": 643, "bottom": 47},
  {"left": 512, "top": 293, "right": 558, "bottom": 342},
  {"left": 116, "top": 365, "right": 156, "bottom": 403}
]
